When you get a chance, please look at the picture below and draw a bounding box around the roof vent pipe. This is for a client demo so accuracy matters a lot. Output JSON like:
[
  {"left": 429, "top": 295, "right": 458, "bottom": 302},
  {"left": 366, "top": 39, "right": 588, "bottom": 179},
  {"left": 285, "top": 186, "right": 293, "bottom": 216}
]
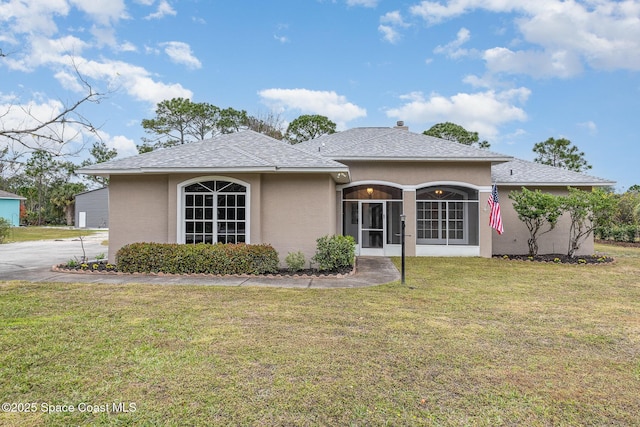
[{"left": 395, "top": 120, "right": 409, "bottom": 131}]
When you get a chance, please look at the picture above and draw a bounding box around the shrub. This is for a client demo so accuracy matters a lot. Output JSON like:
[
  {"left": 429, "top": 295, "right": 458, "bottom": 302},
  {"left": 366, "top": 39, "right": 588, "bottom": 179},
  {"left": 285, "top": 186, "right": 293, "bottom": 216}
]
[
  {"left": 115, "top": 242, "right": 279, "bottom": 275},
  {"left": 285, "top": 251, "right": 306, "bottom": 272},
  {"left": 509, "top": 188, "right": 562, "bottom": 257},
  {"left": 312, "top": 235, "right": 355, "bottom": 271},
  {"left": 0, "top": 218, "right": 10, "bottom": 243}
]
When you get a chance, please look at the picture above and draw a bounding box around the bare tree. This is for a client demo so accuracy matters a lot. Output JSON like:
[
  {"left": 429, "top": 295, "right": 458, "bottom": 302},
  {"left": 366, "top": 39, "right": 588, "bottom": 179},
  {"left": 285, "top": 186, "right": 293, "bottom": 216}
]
[
  {"left": 247, "top": 110, "right": 286, "bottom": 140},
  {"left": 0, "top": 61, "right": 105, "bottom": 157}
]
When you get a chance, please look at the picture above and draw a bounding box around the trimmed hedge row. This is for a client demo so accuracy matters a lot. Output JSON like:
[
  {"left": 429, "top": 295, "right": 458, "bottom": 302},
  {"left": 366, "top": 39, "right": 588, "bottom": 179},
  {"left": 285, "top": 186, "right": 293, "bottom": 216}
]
[{"left": 115, "top": 242, "right": 279, "bottom": 275}]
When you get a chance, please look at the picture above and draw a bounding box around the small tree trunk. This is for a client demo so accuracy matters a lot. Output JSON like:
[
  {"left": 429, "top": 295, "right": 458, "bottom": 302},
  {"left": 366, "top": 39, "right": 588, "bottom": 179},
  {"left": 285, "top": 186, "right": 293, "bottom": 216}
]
[
  {"left": 64, "top": 204, "right": 74, "bottom": 226},
  {"left": 527, "top": 238, "right": 538, "bottom": 257}
]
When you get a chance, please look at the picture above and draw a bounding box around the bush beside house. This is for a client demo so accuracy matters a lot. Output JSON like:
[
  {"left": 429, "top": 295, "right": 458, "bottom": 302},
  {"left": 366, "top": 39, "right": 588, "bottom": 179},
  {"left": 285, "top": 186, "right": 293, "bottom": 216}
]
[
  {"left": 312, "top": 235, "right": 356, "bottom": 271},
  {"left": 116, "top": 242, "right": 279, "bottom": 275}
]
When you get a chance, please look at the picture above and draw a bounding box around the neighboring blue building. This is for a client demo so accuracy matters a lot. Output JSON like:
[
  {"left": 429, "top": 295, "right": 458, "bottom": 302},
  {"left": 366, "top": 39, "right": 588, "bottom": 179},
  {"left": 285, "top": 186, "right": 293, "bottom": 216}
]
[{"left": 0, "top": 190, "right": 25, "bottom": 226}]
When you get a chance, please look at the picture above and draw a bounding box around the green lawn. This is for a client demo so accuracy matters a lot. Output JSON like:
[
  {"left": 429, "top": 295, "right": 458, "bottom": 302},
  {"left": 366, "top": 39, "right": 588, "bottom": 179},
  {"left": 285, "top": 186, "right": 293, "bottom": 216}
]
[
  {"left": 3, "top": 226, "right": 102, "bottom": 243},
  {"left": 1, "top": 244, "right": 639, "bottom": 426}
]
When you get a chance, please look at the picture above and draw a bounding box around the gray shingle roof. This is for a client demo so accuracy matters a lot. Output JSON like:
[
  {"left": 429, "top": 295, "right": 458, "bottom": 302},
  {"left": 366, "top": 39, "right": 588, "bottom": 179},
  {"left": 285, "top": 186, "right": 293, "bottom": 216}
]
[
  {"left": 492, "top": 158, "right": 615, "bottom": 186},
  {"left": 296, "top": 127, "right": 513, "bottom": 162},
  {"left": 79, "top": 130, "right": 348, "bottom": 175},
  {"left": 0, "top": 190, "right": 25, "bottom": 200}
]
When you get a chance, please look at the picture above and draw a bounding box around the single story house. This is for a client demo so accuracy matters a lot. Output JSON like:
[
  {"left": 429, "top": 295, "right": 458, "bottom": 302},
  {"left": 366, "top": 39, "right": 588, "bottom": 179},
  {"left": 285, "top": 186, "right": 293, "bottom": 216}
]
[
  {"left": 74, "top": 187, "right": 109, "bottom": 228},
  {"left": 79, "top": 125, "right": 614, "bottom": 264},
  {"left": 0, "top": 190, "right": 25, "bottom": 227}
]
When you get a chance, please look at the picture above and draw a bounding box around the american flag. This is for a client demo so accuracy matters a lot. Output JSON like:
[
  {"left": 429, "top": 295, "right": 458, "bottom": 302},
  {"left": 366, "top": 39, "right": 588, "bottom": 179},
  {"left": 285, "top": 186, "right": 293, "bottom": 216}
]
[{"left": 488, "top": 184, "right": 504, "bottom": 235}]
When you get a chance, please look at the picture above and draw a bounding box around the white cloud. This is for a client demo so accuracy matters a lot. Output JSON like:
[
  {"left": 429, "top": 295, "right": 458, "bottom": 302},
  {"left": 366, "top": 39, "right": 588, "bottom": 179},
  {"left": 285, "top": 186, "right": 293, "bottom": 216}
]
[
  {"left": 385, "top": 88, "right": 530, "bottom": 139},
  {"left": 258, "top": 88, "right": 367, "bottom": 129},
  {"left": 144, "top": 0, "right": 176, "bottom": 20},
  {"left": 578, "top": 121, "right": 598, "bottom": 135},
  {"left": 483, "top": 47, "right": 583, "bottom": 78},
  {"left": 77, "top": 58, "right": 192, "bottom": 104},
  {"left": 117, "top": 41, "right": 137, "bottom": 52},
  {"left": 70, "top": 0, "right": 127, "bottom": 26},
  {"left": 434, "top": 27, "right": 473, "bottom": 59},
  {"left": 380, "top": 10, "right": 408, "bottom": 26},
  {"left": 0, "top": 0, "right": 70, "bottom": 36},
  {"left": 160, "top": 41, "right": 202, "bottom": 69},
  {"left": 409, "top": 0, "right": 640, "bottom": 76},
  {"left": 410, "top": 0, "right": 518, "bottom": 24},
  {"left": 5, "top": 35, "right": 89, "bottom": 71},
  {"left": 101, "top": 133, "right": 138, "bottom": 158},
  {"left": 379, "top": 10, "right": 410, "bottom": 44},
  {"left": 347, "top": 0, "right": 378, "bottom": 7},
  {"left": 378, "top": 25, "right": 401, "bottom": 44}
]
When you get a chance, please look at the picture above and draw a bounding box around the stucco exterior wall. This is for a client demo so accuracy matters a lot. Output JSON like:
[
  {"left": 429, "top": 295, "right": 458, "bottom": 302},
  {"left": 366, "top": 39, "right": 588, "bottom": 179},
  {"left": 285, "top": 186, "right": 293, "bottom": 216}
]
[
  {"left": 344, "top": 161, "right": 491, "bottom": 186},
  {"left": 108, "top": 175, "right": 169, "bottom": 263},
  {"left": 492, "top": 186, "right": 595, "bottom": 256},
  {"left": 0, "top": 199, "right": 21, "bottom": 227},
  {"left": 260, "top": 174, "right": 337, "bottom": 263},
  {"left": 108, "top": 172, "right": 336, "bottom": 265}
]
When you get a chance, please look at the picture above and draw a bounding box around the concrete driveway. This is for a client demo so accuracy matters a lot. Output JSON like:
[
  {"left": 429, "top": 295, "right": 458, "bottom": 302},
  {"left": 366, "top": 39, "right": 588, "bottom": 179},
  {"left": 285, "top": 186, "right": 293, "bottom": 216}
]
[{"left": 0, "top": 231, "right": 109, "bottom": 281}]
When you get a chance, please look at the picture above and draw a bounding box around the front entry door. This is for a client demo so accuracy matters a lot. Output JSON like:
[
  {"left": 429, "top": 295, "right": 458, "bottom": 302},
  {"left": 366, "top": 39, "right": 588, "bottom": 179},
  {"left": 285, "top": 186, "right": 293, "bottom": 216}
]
[{"left": 360, "top": 202, "right": 385, "bottom": 256}]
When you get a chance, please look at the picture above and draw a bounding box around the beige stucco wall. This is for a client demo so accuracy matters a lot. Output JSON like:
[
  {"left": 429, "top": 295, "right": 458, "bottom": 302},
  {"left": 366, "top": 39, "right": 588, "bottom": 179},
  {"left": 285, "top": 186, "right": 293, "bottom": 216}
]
[
  {"left": 260, "top": 174, "right": 337, "bottom": 263},
  {"left": 107, "top": 172, "right": 336, "bottom": 265},
  {"left": 492, "top": 186, "right": 595, "bottom": 256},
  {"left": 107, "top": 164, "right": 594, "bottom": 263},
  {"left": 344, "top": 161, "right": 490, "bottom": 186},
  {"left": 108, "top": 175, "right": 170, "bottom": 263}
]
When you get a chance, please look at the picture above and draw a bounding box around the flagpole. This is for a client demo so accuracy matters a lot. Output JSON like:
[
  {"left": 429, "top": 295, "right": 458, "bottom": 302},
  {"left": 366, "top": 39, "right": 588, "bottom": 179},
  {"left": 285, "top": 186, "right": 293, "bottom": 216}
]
[{"left": 400, "top": 213, "right": 406, "bottom": 285}]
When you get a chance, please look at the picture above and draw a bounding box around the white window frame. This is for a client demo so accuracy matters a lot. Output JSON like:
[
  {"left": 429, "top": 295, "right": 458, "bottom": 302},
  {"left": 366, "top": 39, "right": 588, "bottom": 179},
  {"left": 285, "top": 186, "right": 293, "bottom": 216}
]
[
  {"left": 416, "top": 186, "right": 476, "bottom": 246},
  {"left": 176, "top": 176, "right": 251, "bottom": 244}
]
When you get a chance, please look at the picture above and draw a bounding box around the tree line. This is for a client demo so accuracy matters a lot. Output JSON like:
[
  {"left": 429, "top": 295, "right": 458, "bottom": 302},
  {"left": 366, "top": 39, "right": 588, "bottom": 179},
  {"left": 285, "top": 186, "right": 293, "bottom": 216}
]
[{"left": 1, "top": 91, "right": 638, "bottom": 233}]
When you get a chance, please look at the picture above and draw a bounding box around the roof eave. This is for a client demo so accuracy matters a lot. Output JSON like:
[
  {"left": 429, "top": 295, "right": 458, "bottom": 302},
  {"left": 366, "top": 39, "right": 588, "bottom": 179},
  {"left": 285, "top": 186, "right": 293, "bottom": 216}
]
[
  {"left": 78, "top": 166, "right": 350, "bottom": 175},
  {"left": 496, "top": 181, "right": 616, "bottom": 187},
  {"left": 331, "top": 156, "right": 513, "bottom": 162}
]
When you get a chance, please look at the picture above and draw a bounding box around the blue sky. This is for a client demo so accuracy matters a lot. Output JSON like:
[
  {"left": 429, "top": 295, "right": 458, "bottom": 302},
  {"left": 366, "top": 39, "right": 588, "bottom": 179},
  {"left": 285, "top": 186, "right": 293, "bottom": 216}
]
[{"left": 1, "top": 0, "right": 638, "bottom": 190}]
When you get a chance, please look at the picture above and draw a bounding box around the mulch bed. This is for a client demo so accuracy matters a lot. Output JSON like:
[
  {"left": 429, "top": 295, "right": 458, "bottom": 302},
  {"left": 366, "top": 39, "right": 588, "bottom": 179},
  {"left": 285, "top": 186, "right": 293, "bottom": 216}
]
[
  {"left": 54, "top": 261, "right": 354, "bottom": 277},
  {"left": 493, "top": 238, "right": 640, "bottom": 264},
  {"left": 494, "top": 254, "right": 614, "bottom": 264}
]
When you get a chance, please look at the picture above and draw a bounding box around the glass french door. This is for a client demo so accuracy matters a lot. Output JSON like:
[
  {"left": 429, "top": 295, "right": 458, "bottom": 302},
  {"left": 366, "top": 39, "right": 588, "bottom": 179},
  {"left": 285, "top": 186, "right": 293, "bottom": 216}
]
[{"left": 361, "top": 202, "right": 385, "bottom": 255}]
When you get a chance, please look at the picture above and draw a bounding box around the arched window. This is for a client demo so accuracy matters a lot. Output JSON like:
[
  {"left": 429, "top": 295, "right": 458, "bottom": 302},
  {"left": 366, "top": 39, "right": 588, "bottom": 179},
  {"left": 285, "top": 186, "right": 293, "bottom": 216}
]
[
  {"left": 416, "top": 186, "right": 479, "bottom": 246},
  {"left": 182, "top": 179, "right": 247, "bottom": 244}
]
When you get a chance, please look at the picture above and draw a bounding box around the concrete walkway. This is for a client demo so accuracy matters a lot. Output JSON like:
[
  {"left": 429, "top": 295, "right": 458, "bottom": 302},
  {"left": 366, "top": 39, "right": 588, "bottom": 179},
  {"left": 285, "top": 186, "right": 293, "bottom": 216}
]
[
  {"left": 31, "top": 257, "right": 400, "bottom": 288},
  {"left": 0, "top": 231, "right": 400, "bottom": 288}
]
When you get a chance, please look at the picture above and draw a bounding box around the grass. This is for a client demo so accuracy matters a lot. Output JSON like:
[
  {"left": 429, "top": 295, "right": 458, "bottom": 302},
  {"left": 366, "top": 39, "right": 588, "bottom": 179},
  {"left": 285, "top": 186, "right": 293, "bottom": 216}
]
[
  {"left": 3, "top": 226, "right": 102, "bottom": 243},
  {"left": 1, "top": 244, "right": 639, "bottom": 426}
]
